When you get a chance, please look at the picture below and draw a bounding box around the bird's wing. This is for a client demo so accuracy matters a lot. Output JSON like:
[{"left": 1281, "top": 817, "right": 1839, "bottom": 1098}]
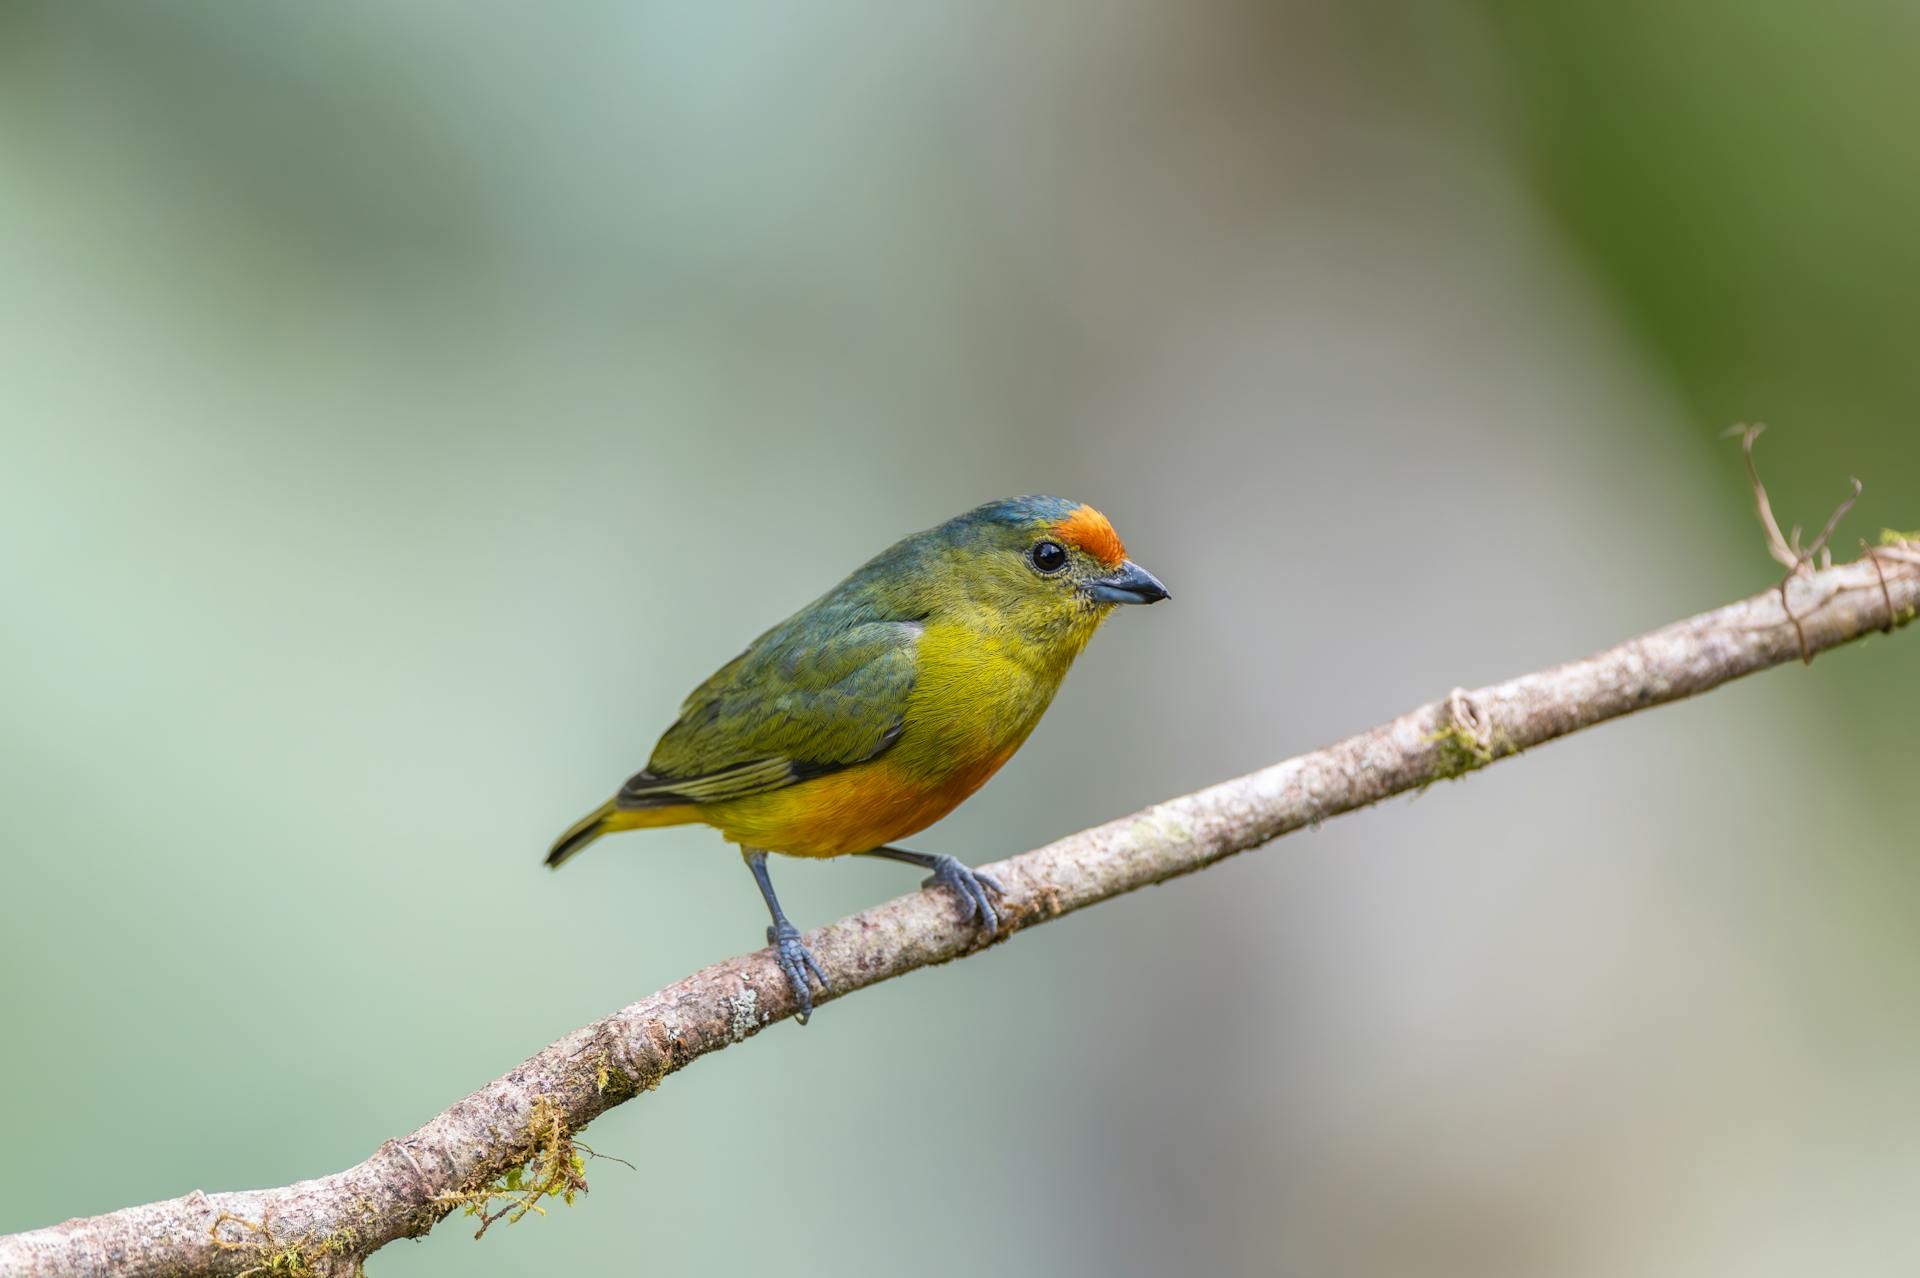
[{"left": 617, "top": 618, "right": 920, "bottom": 809}]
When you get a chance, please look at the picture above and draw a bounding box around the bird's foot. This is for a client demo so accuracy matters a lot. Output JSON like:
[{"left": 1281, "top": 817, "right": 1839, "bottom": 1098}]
[
  {"left": 920, "top": 855, "right": 1005, "bottom": 933},
  {"left": 766, "top": 921, "right": 830, "bottom": 1024}
]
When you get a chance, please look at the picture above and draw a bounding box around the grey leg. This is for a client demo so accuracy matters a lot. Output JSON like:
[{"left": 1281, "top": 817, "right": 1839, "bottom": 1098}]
[
  {"left": 860, "top": 846, "right": 1004, "bottom": 933},
  {"left": 744, "top": 848, "right": 829, "bottom": 1023}
]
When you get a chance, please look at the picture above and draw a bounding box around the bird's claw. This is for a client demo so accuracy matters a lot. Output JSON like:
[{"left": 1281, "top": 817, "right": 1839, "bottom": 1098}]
[
  {"left": 766, "top": 922, "right": 830, "bottom": 1024},
  {"left": 920, "top": 855, "right": 1005, "bottom": 933}
]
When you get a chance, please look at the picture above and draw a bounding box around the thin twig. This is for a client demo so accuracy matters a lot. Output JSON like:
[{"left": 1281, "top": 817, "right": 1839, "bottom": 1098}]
[
  {"left": 1725, "top": 426, "right": 1868, "bottom": 663},
  {"left": 1866, "top": 540, "right": 1897, "bottom": 634},
  {"left": 1807, "top": 477, "right": 1862, "bottom": 569},
  {"left": 1724, "top": 423, "right": 1798, "bottom": 568}
]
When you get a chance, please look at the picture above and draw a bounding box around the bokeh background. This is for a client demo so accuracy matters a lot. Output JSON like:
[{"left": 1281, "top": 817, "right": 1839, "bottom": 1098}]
[{"left": 3, "top": 4, "right": 1917, "bottom": 1276}]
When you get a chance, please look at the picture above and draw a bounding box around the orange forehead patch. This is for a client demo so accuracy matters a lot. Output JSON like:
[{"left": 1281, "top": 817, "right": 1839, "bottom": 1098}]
[{"left": 1052, "top": 504, "right": 1126, "bottom": 567}]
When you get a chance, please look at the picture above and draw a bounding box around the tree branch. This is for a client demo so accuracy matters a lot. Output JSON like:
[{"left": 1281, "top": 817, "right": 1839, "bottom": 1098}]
[{"left": 5, "top": 542, "right": 1916, "bottom": 1278}]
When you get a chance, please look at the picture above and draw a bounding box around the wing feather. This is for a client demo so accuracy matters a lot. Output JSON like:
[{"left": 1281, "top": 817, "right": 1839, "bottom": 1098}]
[{"left": 616, "top": 617, "right": 920, "bottom": 810}]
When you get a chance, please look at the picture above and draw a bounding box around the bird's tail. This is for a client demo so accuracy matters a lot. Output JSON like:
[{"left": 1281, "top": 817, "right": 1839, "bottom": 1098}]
[
  {"left": 546, "top": 801, "right": 617, "bottom": 868},
  {"left": 545, "top": 798, "right": 698, "bottom": 868}
]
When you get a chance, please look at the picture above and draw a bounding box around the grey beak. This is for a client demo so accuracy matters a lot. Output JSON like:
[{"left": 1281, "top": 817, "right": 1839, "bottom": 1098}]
[{"left": 1087, "top": 559, "right": 1171, "bottom": 605}]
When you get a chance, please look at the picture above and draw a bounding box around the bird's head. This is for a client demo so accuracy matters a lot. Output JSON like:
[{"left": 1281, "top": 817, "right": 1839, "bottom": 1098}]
[{"left": 907, "top": 496, "right": 1169, "bottom": 659}]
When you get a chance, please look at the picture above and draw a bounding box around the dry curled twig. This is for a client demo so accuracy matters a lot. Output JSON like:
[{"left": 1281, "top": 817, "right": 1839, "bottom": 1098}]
[{"left": 1723, "top": 423, "right": 1868, "bottom": 661}]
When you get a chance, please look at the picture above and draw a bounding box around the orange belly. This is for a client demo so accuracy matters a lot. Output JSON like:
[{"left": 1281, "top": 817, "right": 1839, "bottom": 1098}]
[{"left": 698, "top": 752, "right": 1014, "bottom": 857}]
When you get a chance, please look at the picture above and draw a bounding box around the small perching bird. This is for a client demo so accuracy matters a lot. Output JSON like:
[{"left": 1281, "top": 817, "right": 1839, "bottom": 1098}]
[{"left": 547, "top": 496, "right": 1169, "bottom": 1019}]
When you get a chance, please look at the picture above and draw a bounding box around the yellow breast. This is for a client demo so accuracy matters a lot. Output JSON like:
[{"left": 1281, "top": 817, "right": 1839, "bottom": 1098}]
[{"left": 700, "top": 615, "right": 1084, "bottom": 857}]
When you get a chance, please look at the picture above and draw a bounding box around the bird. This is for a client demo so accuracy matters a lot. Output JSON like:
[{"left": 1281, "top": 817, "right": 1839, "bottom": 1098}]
[{"left": 546, "top": 496, "right": 1169, "bottom": 1021}]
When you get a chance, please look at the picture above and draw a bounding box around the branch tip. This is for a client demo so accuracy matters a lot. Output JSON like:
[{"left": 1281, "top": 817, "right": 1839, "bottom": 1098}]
[{"left": 1725, "top": 426, "right": 1867, "bottom": 663}]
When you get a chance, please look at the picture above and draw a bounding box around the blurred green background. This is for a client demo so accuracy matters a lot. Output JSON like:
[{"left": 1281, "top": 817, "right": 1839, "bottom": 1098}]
[{"left": 3, "top": 4, "right": 1916, "bottom": 1276}]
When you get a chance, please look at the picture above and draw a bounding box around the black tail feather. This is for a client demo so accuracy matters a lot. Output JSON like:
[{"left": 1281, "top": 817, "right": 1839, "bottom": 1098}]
[{"left": 546, "top": 801, "right": 613, "bottom": 868}]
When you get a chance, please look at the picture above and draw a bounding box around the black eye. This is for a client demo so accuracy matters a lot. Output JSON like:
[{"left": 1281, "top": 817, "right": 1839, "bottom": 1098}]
[{"left": 1029, "top": 540, "right": 1068, "bottom": 574}]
